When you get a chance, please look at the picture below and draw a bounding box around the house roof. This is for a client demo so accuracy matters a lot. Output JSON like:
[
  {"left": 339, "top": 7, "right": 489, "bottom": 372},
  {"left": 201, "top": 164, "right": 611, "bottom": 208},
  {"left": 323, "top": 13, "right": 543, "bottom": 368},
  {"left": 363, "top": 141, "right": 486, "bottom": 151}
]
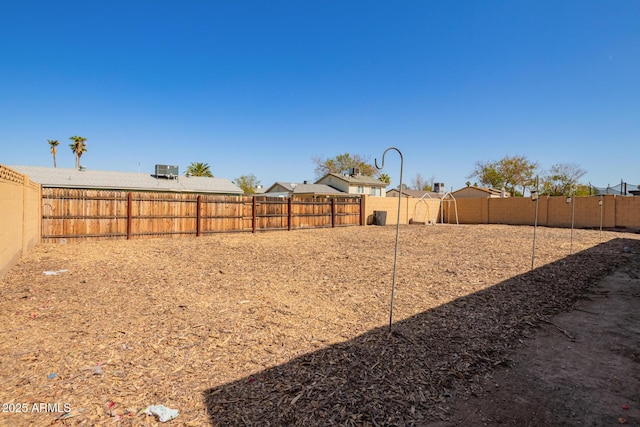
[
  {"left": 317, "top": 172, "right": 387, "bottom": 187},
  {"left": 386, "top": 189, "right": 445, "bottom": 199},
  {"left": 452, "top": 186, "right": 505, "bottom": 196},
  {"left": 9, "top": 165, "right": 243, "bottom": 194},
  {"left": 263, "top": 182, "right": 345, "bottom": 195}
]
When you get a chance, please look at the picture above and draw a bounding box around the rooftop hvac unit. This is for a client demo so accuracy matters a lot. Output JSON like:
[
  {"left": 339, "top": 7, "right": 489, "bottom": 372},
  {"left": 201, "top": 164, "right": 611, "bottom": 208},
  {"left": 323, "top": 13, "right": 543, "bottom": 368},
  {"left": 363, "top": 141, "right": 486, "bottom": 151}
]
[
  {"left": 155, "top": 164, "right": 179, "bottom": 179},
  {"left": 434, "top": 182, "right": 445, "bottom": 193},
  {"left": 350, "top": 167, "right": 361, "bottom": 176}
]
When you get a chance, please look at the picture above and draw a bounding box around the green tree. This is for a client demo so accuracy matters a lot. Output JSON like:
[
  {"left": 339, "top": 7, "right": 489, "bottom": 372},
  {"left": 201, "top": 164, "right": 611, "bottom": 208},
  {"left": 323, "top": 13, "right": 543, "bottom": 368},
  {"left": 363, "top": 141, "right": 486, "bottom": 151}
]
[
  {"left": 574, "top": 184, "right": 592, "bottom": 196},
  {"left": 378, "top": 173, "right": 391, "bottom": 184},
  {"left": 312, "top": 153, "right": 377, "bottom": 179},
  {"left": 47, "top": 139, "right": 60, "bottom": 168},
  {"left": 234, "top": 174, "right": 260, "bottom": 194},
  {"left": 541, "top": 163, "right": 587, "bottom": 196},
  {"left": 469, "top": 155, "right": 538, "bottom": 196},
  {"left": 185, "top": 162, "right": 213, "bottom": 177},
  {"left": 69, "top": 136, "right": 87, "bottom": 169},
  {"left": 501, "top": 155, "right": 538, "bottom": 196},
  {"left": 468, "top": 160, "right": 503, "bottom": 189}
]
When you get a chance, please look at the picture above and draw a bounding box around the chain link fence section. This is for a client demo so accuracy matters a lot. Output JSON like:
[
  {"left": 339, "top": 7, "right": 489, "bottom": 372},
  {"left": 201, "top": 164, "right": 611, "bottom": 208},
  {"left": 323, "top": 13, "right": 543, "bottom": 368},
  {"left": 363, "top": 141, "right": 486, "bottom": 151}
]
[{"left": 590, "top": 182, "right": 640, "bottom": 196}]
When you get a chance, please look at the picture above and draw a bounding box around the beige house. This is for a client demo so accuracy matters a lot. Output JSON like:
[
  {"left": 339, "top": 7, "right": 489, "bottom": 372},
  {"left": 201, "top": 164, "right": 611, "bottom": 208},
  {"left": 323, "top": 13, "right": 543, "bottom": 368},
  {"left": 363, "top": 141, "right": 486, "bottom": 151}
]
[
  {"left": 315, "top": 170, "right": 387, "bottom": 197},
  {"left": 452, "top": 185, "right": 508, "bottom": 198}
]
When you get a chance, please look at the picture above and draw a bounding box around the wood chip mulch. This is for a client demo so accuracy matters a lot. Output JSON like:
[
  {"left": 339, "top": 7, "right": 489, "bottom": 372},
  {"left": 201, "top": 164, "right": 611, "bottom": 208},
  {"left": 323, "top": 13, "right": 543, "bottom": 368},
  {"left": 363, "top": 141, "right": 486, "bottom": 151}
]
[{"left": 1, "top": 224, "right": 638, "bottom": 426}]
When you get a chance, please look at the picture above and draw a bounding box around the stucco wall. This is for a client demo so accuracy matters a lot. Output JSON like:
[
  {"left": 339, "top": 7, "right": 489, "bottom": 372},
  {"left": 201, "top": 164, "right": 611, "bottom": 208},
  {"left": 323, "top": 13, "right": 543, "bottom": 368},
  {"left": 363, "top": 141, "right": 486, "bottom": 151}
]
[
  {"left": 0, "top": 165, "right": 41, "bottom": 278},
  {"left": 364, "top": 195, "right": 441, "bottom": 225},
  {"left": 615, "top": 196, "right": 640, "bottom": 228},
  {"left": 366, "top": 193, "right": 638, "bottom": 229},
  {"left": 440, "top": 195, "right": 635, "bottom": 229}
]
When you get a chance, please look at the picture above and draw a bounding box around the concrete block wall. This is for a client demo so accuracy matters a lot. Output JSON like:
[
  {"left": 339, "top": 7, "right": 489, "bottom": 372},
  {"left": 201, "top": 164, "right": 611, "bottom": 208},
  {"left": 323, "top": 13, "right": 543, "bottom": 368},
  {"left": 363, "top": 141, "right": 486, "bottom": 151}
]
[
  {"left": 438, "top": 194, "right": 636, "bottom": 229},
  {"left": 0, "top": 165, "right": 41, "bottom": 278},
  {"left": 364, "top": 195, "right": 440, "bottom": 225},
  {"left": 451, "top": 198, "right": 486, "bottom": 224},
  {"left": 616, "top": 196, "right": 640, "bottom": 228}
]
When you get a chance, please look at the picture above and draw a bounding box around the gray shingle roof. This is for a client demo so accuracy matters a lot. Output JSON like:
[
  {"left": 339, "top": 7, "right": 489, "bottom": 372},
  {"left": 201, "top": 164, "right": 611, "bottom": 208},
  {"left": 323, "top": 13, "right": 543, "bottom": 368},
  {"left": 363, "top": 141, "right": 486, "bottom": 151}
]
[
  {"left": 319, "top": 173, "right": 387, "bottom": 187},
  {"left": 262, "top": 182, "right": 345, "bottom": 195},
  {"left": 387, "top": 189, "right": 445, "bottom": 198},
  {"left": 9, "top": 165, "right": 243, "bottom": 194},
  {"left": 291, "top": 183, "right": 344, "bottom": 195}
]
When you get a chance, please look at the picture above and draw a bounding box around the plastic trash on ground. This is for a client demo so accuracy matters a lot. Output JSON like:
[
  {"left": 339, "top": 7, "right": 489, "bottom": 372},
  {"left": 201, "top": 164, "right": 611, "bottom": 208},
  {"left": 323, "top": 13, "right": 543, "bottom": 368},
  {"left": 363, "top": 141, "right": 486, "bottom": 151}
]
[
  {"left": 143, "top": 405, "right": 178, "bottom": 422},
  {"left": 43, "top": 269, "right": 70, "bottom": 275}
]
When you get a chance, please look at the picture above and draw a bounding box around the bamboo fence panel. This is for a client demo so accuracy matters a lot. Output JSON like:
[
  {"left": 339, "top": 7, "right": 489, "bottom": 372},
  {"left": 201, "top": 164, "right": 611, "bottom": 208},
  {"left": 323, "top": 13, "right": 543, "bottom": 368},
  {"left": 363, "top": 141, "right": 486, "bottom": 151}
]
[{"left": 40, "top": 190, "right": 362, "bottom": 242}]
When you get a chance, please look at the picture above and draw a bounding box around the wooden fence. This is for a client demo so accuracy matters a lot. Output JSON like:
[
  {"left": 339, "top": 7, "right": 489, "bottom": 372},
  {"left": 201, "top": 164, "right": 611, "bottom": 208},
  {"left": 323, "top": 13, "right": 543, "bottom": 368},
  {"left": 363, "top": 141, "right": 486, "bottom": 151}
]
[{"left": 41, "top": 189, "right": 363, "bottom": 242}]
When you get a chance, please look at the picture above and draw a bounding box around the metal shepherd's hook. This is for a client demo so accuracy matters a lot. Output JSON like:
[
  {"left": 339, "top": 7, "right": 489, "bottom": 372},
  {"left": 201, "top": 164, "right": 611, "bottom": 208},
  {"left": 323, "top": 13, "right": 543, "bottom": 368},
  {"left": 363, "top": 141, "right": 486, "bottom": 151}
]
[{"left": 375, "top": 147, "right": 403, "bottom": 332}]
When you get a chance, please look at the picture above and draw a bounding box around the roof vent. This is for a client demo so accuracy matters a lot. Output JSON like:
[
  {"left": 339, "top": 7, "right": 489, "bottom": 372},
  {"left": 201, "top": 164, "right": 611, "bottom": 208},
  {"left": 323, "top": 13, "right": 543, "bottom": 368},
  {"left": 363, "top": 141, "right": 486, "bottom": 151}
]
[{"left": 155, "top": 164, "right": 179, "bottom": 179}]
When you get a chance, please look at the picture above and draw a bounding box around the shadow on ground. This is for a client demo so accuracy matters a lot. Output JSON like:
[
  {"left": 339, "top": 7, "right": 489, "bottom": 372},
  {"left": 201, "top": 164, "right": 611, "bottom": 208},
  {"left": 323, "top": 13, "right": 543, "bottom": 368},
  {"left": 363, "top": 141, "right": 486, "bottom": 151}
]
[{"left": 203, "top": 238, "right": 638, "bottom": 426}]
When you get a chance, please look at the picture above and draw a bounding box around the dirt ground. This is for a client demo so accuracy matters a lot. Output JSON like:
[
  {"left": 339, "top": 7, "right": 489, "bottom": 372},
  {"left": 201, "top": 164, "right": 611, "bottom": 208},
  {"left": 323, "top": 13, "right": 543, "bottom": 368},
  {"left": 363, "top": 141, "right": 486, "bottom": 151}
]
[
  {"left": 0, "top": 224, "right": 639, "bottom": 426},
  {"left": 444, "top": 246, "right": 640, "bottom": 427}
]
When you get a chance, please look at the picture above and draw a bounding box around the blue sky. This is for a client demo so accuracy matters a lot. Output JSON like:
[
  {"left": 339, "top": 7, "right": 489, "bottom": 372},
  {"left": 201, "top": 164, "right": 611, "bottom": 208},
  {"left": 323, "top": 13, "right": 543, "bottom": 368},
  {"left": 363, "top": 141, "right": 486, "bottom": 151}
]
[{"left": 1, "top": 1, "right": 638, "bottom": 191}]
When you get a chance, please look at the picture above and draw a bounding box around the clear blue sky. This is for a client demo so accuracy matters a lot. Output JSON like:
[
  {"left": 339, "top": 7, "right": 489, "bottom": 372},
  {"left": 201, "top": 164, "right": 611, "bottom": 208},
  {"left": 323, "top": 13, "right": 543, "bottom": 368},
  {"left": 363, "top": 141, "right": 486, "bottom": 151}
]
[{"left": 2, "top": 1, "right": 638, "bottom": 191}]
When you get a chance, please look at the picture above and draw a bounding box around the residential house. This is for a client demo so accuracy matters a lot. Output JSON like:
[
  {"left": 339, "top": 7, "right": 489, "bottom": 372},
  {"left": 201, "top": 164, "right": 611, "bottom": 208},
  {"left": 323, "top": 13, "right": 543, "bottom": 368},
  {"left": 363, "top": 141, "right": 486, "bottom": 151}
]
[
  {"left": 451, "top": 185, "right": 508, "bottom": 198},
  {"left": 8, "top": 165, "right": 244, "bottom": 195},
  {"left": 262, "top": 181, "right": 346, "bottom": 198},
  {"left": 315, "top": 169, "right": 387, "bottom": 197}
]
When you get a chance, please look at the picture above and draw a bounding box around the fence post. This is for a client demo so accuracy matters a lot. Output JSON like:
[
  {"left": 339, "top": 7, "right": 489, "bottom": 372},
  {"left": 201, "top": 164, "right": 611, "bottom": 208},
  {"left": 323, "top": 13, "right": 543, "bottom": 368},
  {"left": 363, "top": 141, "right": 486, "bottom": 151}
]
[
  {"left": 252, "top": 196, "right": 257, "bottom": 233},
  {"left": 127, "top": 192, "right": 133, "bottom": 240},
  {"left": 331, "top": 198, "right": 336, "bottom": 228},
  {"left": 360, "top": 196, "right": 365, "bottom": 226},
  {"left": 288, "top": 197, "right": 293, "bottom": 231},
  {"left": 196, "top": 195, "right": 202, "bottom": 237}
]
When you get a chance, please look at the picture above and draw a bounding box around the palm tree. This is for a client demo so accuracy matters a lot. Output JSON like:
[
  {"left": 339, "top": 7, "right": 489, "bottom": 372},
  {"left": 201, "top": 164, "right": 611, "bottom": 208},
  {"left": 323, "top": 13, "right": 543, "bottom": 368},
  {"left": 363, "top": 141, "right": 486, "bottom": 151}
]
[
  {"left": 69, "top": 136, "right": 87, "bottom": 169},
  {"left": 47, "top": 139, "right": 60, "bottom": 168},
  {"left": 185, "top": 162, "right": 213, "bottom": 177},
  {"left": 378, "top": 173, "right": 391, "bottom": 184}
]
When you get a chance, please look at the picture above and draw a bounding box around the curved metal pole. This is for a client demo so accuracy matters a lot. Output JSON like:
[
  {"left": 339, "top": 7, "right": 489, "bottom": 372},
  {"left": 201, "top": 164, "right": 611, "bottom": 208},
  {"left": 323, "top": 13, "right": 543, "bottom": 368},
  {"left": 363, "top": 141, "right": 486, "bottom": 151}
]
[
  {"left": 531, "top": 176, "right": 539, "bottom": 270},
  {"left": 568, "top": 189, "right": 575, "bottom": 255},
  {"left": 599, "top": 196, "right": 603, "bottom": 241},
  {"left": 375, "top": 147, "right": 403, "bottom": 332}
]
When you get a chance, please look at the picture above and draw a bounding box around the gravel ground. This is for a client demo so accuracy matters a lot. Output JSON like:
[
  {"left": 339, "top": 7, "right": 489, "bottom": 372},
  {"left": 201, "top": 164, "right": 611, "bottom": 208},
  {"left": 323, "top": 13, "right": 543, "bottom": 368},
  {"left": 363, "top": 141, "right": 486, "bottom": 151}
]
[{"left": 0, "top": 224, "right": 638, "bottom": 426}]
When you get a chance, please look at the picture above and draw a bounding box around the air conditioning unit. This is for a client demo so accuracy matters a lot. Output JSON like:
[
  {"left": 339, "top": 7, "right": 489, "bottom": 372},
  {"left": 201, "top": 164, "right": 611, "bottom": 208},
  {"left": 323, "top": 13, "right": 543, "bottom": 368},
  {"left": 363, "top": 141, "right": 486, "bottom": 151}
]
[
  {"left": 434, "top": 182, "right": 445, "bottom": 193},
  {"left": 155, "top": 164, "right": 179, "bottom": 179},
  {"left": 350, "top": 167, "right": 361, "bottom": 176}
]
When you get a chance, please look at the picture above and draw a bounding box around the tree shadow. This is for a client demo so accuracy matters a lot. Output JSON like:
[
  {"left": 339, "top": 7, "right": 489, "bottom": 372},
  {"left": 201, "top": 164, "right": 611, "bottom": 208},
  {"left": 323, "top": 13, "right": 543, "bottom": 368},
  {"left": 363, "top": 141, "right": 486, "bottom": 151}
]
[{"left": 203, "top": 238, "right": 638, "bottom": 426}]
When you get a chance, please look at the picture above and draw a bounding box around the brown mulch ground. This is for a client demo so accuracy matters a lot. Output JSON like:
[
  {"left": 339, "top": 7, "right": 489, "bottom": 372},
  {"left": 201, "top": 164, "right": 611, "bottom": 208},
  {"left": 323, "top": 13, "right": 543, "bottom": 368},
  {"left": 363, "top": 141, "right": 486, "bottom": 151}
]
[{"left": 0, "top": 224, "right": 639, "bottom": 426}]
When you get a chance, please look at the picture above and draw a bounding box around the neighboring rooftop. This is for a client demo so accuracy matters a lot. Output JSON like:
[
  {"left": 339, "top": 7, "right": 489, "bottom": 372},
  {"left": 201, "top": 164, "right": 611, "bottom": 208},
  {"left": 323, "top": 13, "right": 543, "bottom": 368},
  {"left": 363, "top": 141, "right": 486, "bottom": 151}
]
[
  {"left": 8, "top": 165, "right": 243, "bottom": 194},
  {"left": 451, "top": 185, "right": 508, "bottom": 198},
  {"left": 262, "top": 182, "right": 346, "bottom": 196},
  {"left": 386, "top": 189, "right": 445, "bottom": 199},
  {"left": 319, "top": 172, "right": 388, "bottom": 187}
]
